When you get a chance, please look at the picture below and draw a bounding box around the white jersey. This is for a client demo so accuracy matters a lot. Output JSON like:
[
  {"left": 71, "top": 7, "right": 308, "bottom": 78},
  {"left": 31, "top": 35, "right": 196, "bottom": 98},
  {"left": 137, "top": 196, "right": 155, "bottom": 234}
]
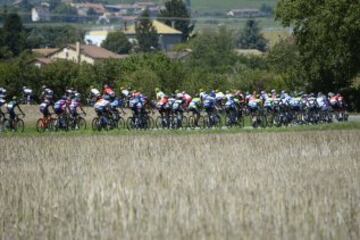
[
  {"left": 316, "top": 96, "right": 326, "bottom": 108},
  {"left": 91, "top": 88, "right": 100, "bottom": 97},
  {"left": 94, "top": 99, "right": 110, "bottom": 109},
  {"left": 215, "top": 92, "right": 225, "bottom": 100},
  {"left": 121, "top": 89, "right": 130, "bottom": 97},
  {"left": 23, "top": 88, "right": 32, "bottom": 94},
  {"left": 156, "top": 91, "right": 165, "bottom": 100}
]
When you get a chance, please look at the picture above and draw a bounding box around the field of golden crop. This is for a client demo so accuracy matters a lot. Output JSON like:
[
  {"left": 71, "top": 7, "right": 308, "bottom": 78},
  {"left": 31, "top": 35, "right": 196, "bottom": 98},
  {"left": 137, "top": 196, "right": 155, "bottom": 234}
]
[{"left": 0, "top": 130, "right": 359, "bottom": 239}]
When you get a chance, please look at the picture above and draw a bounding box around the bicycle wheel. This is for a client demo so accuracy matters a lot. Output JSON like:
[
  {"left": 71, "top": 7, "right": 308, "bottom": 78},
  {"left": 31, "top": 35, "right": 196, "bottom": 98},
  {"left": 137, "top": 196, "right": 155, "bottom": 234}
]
[
  {"left": 201, "top": 116, "right": 210, "bottom": 129},
  {"left": 260, "top": 114, "right": 267, "bottom": 128},
  {"left": 91, "top": 117, "right": 100, "bottom": 131},
  {"left": 36, "top": 119, "right": 45, "bottom": 133},
  {"left": 76, "top": 117, "right": 87, "bottom": 130},
  {"left": 126, "top": 117, "right": 135, "bottom": 130},
  {"left": 117, "top": 117, "right": 126, "bottom": 129},
  {"left": 145, "top": 116, "right": 154, "bottom": 130},
  {"left": 16, "top": 119, "right": 25, "bottom": 132}
]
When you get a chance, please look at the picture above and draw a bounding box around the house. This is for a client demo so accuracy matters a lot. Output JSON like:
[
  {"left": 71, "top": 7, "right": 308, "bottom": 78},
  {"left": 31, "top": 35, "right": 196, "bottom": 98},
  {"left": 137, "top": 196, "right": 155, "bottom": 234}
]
[
  {"left": 31, "top": 6, "right": 51, "bottom": 22},
  {"left": 124, "top": 20, "right": 183, "bottom": 51},
  {"left": 85, "top": 30, "right": 113, "bottom": 46},
  {"left": 105, "top": 4, "right": 141, "bottom": 15},
  {"left": 71, "top": 3, "right": 106, "bottom": 16},
  {"left": 226, "top": 8, "right": 264, "bottom": 18},
  {"left": 32, "top": 57, "right": 55, "bottom": 68},
  {"left": 47, "top": 43, "right": 128, "bottom": 64},
  {"left": 32, "top": 48, "right": 59, "bottom": 57}
]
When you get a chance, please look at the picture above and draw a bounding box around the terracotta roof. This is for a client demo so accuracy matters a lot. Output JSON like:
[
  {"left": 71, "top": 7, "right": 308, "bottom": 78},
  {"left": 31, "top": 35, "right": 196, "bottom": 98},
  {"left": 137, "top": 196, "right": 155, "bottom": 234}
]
[
  {"left": 32, "top": 48, "right": 59, "bottom": 57},
  {"left": 124, "top": 20, "right": 182, "bottom": 35},
  {"left": 67, "top": 44, "right": 127, "bottom": 59},
  {"left": 33, "top": 57, "right": 54, "bottom": 65}
]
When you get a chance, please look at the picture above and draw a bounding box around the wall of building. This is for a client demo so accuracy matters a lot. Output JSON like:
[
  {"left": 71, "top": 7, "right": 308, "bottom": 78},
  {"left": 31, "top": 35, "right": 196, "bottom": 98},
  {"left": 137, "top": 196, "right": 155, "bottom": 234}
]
[{"left": 49, "top": 48, "right": 95, "bottom": 65}]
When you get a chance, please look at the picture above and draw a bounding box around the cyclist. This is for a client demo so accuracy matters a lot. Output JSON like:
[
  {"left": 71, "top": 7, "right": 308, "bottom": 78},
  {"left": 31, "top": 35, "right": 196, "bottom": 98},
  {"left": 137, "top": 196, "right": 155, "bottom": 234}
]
[
  {"left": 69, "top": 93, "right": 86, "bottom": 120},
  {"left": 129, "top": 93, "right": 144, "bottom": 117},
  {"left": 199, "top": 88, "right": 207, "bottom": 101},
  {"left": 248, "top": 91, "right": 261, "bottom": 113},
  {"left": 225, "top": 96, "right": 238, "bottom": 116},
  {"left": 182, "top": 91, "right": 192, "bottom": 110},
  {"left": 157, "top": 95, "right": 170, "bottom": 118},
  {"left": 0, "top": 87, "right": 6, "bottom": 99},
  {"left": 155, "top": 88, "right": 166, "bottom": 101},
  {"left": 103, "top": 84, "right": 115, "bottom": 100},
  {"left": 6, "top": 96, "right": 25, "bottom": 129},
  {"left": 94, "top": 96, "right": 111, "bottom": 125},
  {"left": 40, "top": 85, "right": 54, "bottom": 103},
  {"left": 215, "top": 89, "right": 225, "bottom": 106},
  {"left": 0, "top": 96, "right": 6, "bottom": 119},
  {"left": 65, "top": 87, "right": 75, "bottom": 99},
  {"left": 39, "top": 98, "right": 54, "bottom": 119},
  {"left": 316, "top": 92, "right": 330, "bottom": 111},
  {"left": 22, "top": 86, "right": 33, "bottom": 105},
  {"left": 203, "top": 91, "right": 217, "bottom": 115},
  {"left": 188, "top": 95, "right": 202, "bottom": 125},
  {"left": 88, "top": 86, "right": 101, "bottom": 106},
  {"left": 54, "top": 96, "right": 70, "bottom": 128}
]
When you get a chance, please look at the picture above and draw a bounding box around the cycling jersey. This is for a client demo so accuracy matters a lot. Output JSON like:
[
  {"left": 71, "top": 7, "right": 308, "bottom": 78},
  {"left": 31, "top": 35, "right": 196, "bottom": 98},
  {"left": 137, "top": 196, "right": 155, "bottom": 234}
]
[
  {"left": 6, "top": 101, "right": 18, "bottom": 111},
  {"left": 156, "top": 91, "right": 165, "bottom": 100},
  {"left": 216, "top": 92, "right": 225, "bottom": 101},
  {"left": 39, "top": 101, "right": 51, "bottom": 117},
  {"left": 189, "top": 98, "right": 201, "bottom": 110},
  {"left": 90, "top": 88, "right": 100, "bottom": 97},
  {"left": 23, "top": 88, "right": 32, "bottom": 95},
  {"left": 0, "top": 98, "right": 5, "bottom": 107},
  {"left": 203, "top": 96, "right": 216, "bottom": 109},
  {"left": 172, "top": 99, "right": 183, "bottom": 111},
  {"left": 54, "top": 99, "right": 67, "bottom": 114},
  {"left": 94, "top": 99, "right": 110, "bottom": 111},
  {"left": 104, "top": 87, "right": 115, "bottom": 98},
  {"left": 225, "top": 99, "right": 237, "bottom": 110},
  {"left": 248, "top": 96, "right": 260, "bottom": 109},
  {"left": 69, "top": 99, "right": 81, "bottom": 111}
]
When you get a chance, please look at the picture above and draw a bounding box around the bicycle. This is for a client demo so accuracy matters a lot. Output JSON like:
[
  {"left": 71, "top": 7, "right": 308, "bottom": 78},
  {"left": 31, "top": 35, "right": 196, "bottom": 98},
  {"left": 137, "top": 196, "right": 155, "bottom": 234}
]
[
  {"left": 249, "top": 107, "right": 267, "bottom": 128},
  {"left": 36, "top": 114, "right": 56, "bottom": 133},
  {"left": 1, "top": 114, "right": 25, "bottom": 132},
  {"left": 202, "top": 109, "right": 222, "bottom": 128},
  {"left": 224, "top": 108, "right": 244, "bottom": 128},
  {"left": 68, "top": 113, "right": 87, "bottom": 131},
  {"left": 92, "top": 113, "right": 116, "bottom": 131},
  {"left": 53, "top": 113, "right": 70, "bottom": 131},
  {"left": 126, "top": 111, "right": 153, "bottom": 130}
]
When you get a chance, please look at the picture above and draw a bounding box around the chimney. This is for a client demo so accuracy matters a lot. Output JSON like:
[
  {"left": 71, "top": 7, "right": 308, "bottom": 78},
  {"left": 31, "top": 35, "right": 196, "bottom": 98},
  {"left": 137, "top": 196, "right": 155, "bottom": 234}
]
[{"left": 76, "top": 41, "right": 81, "bottom": 63}]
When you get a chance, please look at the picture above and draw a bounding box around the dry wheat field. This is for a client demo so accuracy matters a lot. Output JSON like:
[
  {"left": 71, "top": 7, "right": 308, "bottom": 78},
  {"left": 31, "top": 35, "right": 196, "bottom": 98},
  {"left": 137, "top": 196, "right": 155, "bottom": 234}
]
[{"left": 0, "top": 131, "right": 359, "bottom": 239}]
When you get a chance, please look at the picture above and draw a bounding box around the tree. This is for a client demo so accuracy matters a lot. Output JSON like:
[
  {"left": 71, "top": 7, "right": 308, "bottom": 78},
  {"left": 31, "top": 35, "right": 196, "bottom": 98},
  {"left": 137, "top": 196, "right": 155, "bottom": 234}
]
[
  {"left": 53, "top": 3, "right": 78, "bottom": 22},
  {"left": 159, "top": 0, "right": 194, "bottom": 41},
  {"left": 101, "top": 31, "right": 132, "bottom": 54},
  {"left": 1, "top": 12, "right": 27, "bottom": 57},
  {"left": 267, "top": 38, "right": 304, "bottom": 90},
  {"left": 135, "top": 9, "right": 159, "bottom": 52},
  {"left": 237, "top": 19, "right": 267, "bottom": 52},
  {"left": 276, "top": 0, "right": 360, "bottom": 92},
  {"left": 189, "top": 26, "right": 237, "bottom": 73}
]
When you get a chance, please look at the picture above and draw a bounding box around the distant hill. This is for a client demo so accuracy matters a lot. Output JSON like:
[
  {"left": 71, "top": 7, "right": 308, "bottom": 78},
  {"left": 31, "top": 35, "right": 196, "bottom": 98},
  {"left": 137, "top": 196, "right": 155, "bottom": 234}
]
[
  {"left": 102, "top": 0, "right": 278, "bottom": 13},
  {"left": 0, "top": 0, "right": 278, "bottom": 13}
]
